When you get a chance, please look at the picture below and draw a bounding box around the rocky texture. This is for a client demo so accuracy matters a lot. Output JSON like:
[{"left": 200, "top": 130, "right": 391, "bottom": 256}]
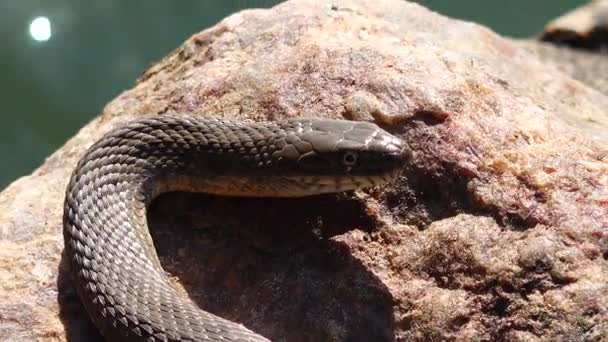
[
  {"left": 1, "top": 0, "right": 607, "bottom": 341},
  {"left": 520, "top": 41, "right": 608, "bottom": 96}
]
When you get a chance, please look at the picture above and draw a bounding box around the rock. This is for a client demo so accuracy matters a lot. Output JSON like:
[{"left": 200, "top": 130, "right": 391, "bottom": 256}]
[
  {"left": 540, "top": 0, "right": 608, "bottom": 50},
  {"left": 524, "top": 0, "right": 608, "bottom": 96},
  {"left": 1, "top": 0, "right": 607, "bottom": 341}
]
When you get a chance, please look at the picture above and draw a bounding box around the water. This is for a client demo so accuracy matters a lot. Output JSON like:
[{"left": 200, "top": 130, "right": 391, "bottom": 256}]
[{"left": 0, "top": 0, "right": 586, "bottom": 190}]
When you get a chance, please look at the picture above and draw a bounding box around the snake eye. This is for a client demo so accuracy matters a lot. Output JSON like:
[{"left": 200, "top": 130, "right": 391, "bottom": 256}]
[{"left": 342, "top": 151, "right": 358, "bottom": 166}]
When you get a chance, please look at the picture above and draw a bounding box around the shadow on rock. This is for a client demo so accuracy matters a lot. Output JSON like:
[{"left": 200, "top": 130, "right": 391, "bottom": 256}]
[{"left": 150, "top": 193, "right": 395, "bottom": 342}]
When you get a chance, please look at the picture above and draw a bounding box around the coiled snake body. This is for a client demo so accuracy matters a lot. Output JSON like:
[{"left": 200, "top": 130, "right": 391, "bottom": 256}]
[{"left": 63, "top": 114, "right": 410, "bottom": 341}]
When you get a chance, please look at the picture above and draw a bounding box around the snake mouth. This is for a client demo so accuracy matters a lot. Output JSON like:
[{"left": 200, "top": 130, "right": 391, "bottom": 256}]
[{"left": 258, "top": 144, "right": 410, "bottom": 197}]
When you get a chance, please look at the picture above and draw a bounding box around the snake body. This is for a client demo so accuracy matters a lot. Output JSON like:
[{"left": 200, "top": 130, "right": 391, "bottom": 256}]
[{"left": 63, "top": 114, "right": 410, "bottom": 341}]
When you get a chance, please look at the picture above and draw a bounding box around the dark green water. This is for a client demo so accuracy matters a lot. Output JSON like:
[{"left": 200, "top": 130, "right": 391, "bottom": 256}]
[{"left": 0, "top": 0, "right": 585, "bottom": 190}]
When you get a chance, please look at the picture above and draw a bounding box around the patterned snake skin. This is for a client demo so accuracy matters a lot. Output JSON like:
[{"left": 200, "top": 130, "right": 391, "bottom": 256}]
[{"left": 63, "top": 114, "right": 411, "bottom": 341}]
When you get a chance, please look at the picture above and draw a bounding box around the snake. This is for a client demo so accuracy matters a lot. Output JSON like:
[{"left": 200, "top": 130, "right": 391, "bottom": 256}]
[{"left": 63, "top": 114, "right": 411, "bottom": 341}]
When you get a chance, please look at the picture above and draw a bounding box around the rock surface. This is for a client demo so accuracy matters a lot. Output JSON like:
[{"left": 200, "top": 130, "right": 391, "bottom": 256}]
[{"left": 1, "top": 0, "right": 607, "bottom": 341}]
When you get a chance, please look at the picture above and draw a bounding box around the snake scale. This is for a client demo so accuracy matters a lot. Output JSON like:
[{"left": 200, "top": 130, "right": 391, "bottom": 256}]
[{"left": 63, "top": 114, "right": 411, "bottom": 341}]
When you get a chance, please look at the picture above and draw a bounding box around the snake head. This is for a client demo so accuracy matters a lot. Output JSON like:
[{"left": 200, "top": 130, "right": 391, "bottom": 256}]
[{"left": 270, "top": 119, "right": 412, "bottom": 194}]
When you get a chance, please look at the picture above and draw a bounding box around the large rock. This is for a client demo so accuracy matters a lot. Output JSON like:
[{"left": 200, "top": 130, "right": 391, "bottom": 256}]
[
  {"left": 531, "top": 0, "right": 608, "bottom": 96},
  {"left": 1, "top": 0, "right": 606, "bottom": 341},
  {"left": 540, "top": 0, "right": 608, "bottom": 51}
]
